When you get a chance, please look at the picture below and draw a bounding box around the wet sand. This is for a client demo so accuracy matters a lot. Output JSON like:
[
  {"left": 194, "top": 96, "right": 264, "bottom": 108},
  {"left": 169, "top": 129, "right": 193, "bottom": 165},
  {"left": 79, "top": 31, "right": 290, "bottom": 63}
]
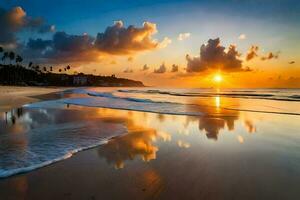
[
  {"left": 0, "top": 104, "right": 300, "bottom": 200},
  {"left": 0, "top": 86, "right": 69, "bottom": 112}
]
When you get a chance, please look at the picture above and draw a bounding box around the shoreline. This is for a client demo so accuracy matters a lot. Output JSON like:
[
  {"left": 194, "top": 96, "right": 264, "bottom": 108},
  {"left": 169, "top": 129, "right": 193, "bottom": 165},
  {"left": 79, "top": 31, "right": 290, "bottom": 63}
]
[
  {"left": 0, "top": 86, "right": 72, "bottom": 112},
  {"left": 0, "top": 87, "right": 299, "bottom": 199}
]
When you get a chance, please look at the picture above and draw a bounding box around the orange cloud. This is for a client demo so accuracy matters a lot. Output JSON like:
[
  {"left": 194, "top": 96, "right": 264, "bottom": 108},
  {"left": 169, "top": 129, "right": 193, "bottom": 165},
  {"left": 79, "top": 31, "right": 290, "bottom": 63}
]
[
  {"left": 171, "top": 64, "right": 179, "bottom": 72},
  {"left": 246, "top": 45, "right": 259, "bottom": 61},
  {"left": 261, "top": 52, "right": 279, "bottom": 61},
  {"left": 95, "top": 21, "right": 168, "bottom": 55},
  {"left": 154, "top": 63, "right": 167, "bottom": 73},
  {"left": 0, "top": 6, "right": 54, "bottom": 47}
]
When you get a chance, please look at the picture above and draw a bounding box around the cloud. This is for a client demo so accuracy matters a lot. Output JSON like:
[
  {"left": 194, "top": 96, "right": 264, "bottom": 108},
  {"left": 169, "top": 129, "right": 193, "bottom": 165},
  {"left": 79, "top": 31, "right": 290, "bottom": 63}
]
[
  {"left": 261, "top": 52, "right": 279, "bottom": 61},
  {"left": 94, "top": 21, "right": 169, "bottom": 55},
  {"left": 24, "top": 31, "right": 97, "bottom": 63},
  {"left": 158, "top": 37, "right": 172, "bottom": 48},
  {"left": 178, "top": 33, "right": 191, "bottom": 41},
  {"left": 27, "top": 38, "right": 52, "bottom": 50},
  {"left": 141, "top": 64, "right": 149, "bottom": 71},
  {"left": 154, "top": 63, "right": 167, "bottom": 73},
  {"left": 238, "top": 34, "right": 246, "bottom": 40},
  {"left": 289, "top": 61, "right": 295, "bottom": 64},
  {"left": 171, "top": 64, "right": 179, "bottom": 72},
  {"left": 245, "top": 45, "right": 280, "bottom": 62},
  {"left": 24, "top": 21, "right": 169, "bottom": 64},
  {"left": 0, "top": 6, "right": 54, "bottom": 47},
  {"left": 246, "top": 45, "right": 259, "bottom": 61},
  {"left": 186, "top": 38, "right": 245, "bottom": 73},
  {"left": 123, "top": 68, "right": 133, "bottom": 73}
]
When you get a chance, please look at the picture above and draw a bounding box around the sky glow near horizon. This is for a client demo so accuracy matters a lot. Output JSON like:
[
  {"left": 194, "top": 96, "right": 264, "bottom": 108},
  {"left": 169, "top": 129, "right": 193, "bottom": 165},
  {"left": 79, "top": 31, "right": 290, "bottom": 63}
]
[{"left": 0, "top": 0, "right": 299, "bottom": 87}]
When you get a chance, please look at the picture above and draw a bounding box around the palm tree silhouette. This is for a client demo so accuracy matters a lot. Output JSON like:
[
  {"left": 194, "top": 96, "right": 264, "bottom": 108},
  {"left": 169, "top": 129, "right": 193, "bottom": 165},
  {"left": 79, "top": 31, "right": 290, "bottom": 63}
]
[
  {"left": 50, "top": 66, "right": 53, "bottom": 72},
  {"left": 0, "top": 47, "right": 3, "bottom": 64},
  {"left": 28, "top": 62, "right": 33, "bottom": 69},
  {"left": 0, "top": 46, "right": 3, "bottom": 55},
  {"left": 2, "top": 52, "right": 8, "bottom": 64},
  {"left": 59, "top": 69, "right": 62, "bottom": 72},
  {"left": 15, "top": 55, "right": 23, "bottom": 65},
  {"left": 9, "top": 52, "right": 15, "bottom": 65}
]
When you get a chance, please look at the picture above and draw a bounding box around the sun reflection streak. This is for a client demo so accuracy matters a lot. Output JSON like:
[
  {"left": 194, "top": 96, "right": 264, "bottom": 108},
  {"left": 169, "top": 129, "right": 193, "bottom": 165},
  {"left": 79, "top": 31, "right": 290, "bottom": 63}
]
[{"left": 215, "top": 96, "right": 221, "bottom": 108}]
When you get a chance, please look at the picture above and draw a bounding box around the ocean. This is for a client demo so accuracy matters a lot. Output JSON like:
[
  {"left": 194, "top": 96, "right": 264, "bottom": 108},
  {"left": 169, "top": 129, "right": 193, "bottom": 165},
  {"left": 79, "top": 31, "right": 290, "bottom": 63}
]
[{"left": 1, "top": 87, "right": 300, "bottom": 178}]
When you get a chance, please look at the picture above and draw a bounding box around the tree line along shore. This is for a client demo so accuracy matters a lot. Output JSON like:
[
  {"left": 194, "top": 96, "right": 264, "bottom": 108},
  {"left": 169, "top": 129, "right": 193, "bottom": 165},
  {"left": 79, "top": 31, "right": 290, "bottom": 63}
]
[{"left": 0, "top": 47, "right": 144, "bottom": 87}]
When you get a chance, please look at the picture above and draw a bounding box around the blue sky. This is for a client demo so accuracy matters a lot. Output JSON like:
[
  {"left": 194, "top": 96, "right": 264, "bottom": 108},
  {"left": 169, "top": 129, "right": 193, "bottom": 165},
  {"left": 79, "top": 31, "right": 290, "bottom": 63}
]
[{"left": 0, "top": 0, "right": 299, "bottom": 87}]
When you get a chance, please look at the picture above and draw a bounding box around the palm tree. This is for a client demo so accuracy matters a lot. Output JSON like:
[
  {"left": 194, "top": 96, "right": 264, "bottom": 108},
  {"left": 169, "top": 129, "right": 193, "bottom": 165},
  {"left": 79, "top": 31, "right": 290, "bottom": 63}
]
[
  {"left": 28, "top": 62, "right": 33, "bottom": 69},
  {"left": 2, "top": 52, "right": 8, "bottom": 64},
  {"left": 59, "top": 69, "right": 62, "bottom": 72},
  {"left": 67, "top": 65, "right": 71, "bottom": 70},
  {"left": 50, "top": 66, "right": 53, "bottom": 72},
  {"left": 9, "top": 52, "right": 15, "bottom": 65},
  {"left": 15, "top": 55, "right": 23, "bottom": 65},
  {"left": 43, "top": 67, "right": 47, "bottom": 72},
  {"left": 0, "top": 47, "right": 3, "bottom": 65}
]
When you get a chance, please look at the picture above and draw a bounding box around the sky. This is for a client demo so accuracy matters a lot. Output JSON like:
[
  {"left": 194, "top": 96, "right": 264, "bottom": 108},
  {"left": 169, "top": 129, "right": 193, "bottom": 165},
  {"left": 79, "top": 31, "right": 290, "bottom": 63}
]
[{"left": 0, "top": 0, "right": 300, "bottom": 87}]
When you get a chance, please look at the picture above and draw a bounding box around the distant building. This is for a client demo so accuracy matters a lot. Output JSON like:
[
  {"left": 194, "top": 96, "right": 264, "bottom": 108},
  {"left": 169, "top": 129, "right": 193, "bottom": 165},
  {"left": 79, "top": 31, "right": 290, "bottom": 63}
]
[{"left": 73, "top": 75, "right": 87, "bottom": 85}]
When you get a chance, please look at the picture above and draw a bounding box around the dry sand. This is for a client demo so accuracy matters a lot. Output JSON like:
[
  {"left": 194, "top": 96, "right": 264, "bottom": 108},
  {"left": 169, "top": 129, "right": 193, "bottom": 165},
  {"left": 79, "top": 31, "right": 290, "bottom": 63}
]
[{"left": 0, "top": 86, "right": 68, "bottom": 112}]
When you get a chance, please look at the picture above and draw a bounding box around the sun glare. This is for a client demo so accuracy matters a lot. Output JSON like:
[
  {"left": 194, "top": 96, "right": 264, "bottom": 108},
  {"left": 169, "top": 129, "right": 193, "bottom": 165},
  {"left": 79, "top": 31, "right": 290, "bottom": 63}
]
[{"left": 213, "top": 74, "right": 223, "bottom": 83}]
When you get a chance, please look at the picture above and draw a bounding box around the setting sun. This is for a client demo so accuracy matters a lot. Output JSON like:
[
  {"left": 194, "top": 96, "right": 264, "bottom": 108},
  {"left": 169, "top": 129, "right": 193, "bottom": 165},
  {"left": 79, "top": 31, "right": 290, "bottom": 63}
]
[{"left": 213, "top": 74, "right": 223, "bottom": 83}]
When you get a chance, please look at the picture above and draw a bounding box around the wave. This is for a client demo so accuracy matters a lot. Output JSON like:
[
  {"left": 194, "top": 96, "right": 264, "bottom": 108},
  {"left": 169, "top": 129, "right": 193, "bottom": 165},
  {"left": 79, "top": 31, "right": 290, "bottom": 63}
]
[
  {"left": 118, "top": 89, "right": 300, "bottom": 102},
  {"left": 63, "top": 97, "right": 204, "bottom": 116},
  {"left": 87, "top": 91, "right": 171, "bottom": 104},
  {"left": 25, "top": 89, "right": 300, "bottom": 116},
  {"left": 0, "top": 140, "right": 107, "bottom": 178},
  {"left": 0, "top": 121, "right": 126, "bottom": 178}
]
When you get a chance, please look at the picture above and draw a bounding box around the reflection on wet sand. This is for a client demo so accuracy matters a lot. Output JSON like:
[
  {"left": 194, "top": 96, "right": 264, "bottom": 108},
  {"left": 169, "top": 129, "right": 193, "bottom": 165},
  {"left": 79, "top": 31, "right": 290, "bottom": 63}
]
[
  {"left": 98, "top": 112, "right": 171, "bottom": 169},
  {"left": 186, "top": 96, "right": 256, "bottom": 140},
  {"left": 0, "top": 95, "right": 259, "bottom": 174}
]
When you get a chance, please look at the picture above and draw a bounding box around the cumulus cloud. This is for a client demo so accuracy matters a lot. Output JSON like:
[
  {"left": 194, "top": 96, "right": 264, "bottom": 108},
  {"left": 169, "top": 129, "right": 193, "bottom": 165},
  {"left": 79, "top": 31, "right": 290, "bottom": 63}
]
[
  {"left": 238, "top": 34, "right": 246, "bottom": 40},
  {"left": 186, "top": 38, "right": 245, "bottom": 73},
  {"left": 24, "top": 21, "right": 169, "bottom": 64},
  {"left": 171, "top": 64, "right": 179, "bottom": 72},
  {"left": 245, "top": 45, "right": 280, "bottom": 62},
  {"left": 261, "top": 52, "right": 279, "bottom": 61},
  {"left": 0, "top": 6, "right": 54, "bottom": 47},
  {"left": 95, "top": 21, "right": 169, "bottom": 55},
  {"left": 24, "top": 31, "right": 97, "bottom": 63},
  {"left": 141, "top": 64, "right": 149, "bottom": 71},
  {"left": 178, "top": 33, "right": 191, "bottom": 41},
  {"left": 154, "top": 63, "right": 167, "bottom": 73},
  {"left": 246, "top": 45, "right": 259, "bottom": 61}
]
